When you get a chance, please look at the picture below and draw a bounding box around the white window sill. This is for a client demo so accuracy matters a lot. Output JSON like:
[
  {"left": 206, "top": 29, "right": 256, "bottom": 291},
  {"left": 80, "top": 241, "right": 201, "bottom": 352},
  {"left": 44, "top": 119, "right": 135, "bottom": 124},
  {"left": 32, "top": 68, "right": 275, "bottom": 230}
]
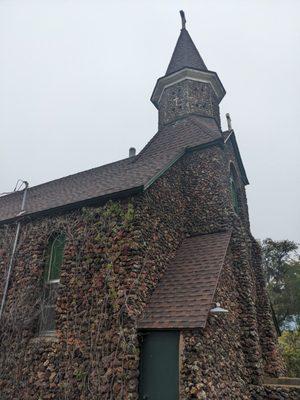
[{"left": 46, "top": 279, "right": 60, "bottom": 284}]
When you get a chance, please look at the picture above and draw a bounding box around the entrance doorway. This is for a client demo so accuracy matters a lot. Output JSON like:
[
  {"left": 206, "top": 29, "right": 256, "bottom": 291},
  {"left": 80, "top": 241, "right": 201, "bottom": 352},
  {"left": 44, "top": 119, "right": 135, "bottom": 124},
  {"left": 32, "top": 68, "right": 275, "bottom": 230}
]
[{"left": 139, "top": 331, "right": 179, "bottom": 400}]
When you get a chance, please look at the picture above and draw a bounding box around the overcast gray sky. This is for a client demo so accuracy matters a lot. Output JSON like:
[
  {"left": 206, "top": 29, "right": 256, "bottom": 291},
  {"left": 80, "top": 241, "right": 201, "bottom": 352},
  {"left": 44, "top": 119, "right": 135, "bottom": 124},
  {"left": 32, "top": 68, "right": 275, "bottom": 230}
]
[{"left": 0, "top": 0, "right": 299, "bottom": 242}]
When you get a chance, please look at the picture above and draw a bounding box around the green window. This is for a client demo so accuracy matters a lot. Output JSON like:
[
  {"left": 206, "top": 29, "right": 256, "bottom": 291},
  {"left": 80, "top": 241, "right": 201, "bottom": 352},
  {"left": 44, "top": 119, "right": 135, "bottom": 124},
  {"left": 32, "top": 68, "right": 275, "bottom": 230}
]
[
  {"left": 229, "top": 165, "right": 240, "bottom": 214},
  {"left": 230, "top": 174, "right": 239, "bottom": 213},
  {"left": 40, "top": 233, "right": 65, "bottom": 335},
  {"left": 44, "top": 233, "right": 65, "bottom": 282}
]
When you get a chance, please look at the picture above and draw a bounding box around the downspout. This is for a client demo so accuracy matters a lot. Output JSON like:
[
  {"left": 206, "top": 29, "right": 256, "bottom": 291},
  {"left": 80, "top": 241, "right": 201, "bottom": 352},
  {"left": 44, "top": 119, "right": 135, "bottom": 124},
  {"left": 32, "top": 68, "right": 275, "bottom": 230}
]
[{"left": 0, "top": 181, "right": 29, "bottom": 320}]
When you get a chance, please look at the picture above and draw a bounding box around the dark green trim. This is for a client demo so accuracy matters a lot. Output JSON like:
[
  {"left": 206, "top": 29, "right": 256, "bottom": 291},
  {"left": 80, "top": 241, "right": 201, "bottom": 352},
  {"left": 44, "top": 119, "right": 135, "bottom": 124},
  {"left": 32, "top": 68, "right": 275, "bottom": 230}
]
[
  {"left": 144, "top": 150, "right": 185, "bottom": 190},
  {"left": 226, "top": 131, "right": 249, "bottom": 185},
  {"left": 230, "top": 174, "right": 239, "bottom": 214},
  {"left": 144, "top": 137, "right": 224, "bottom": 190},
  {"left": 186, "top": 137, "right": 224, "bottom": 153},
  {"left": 0, "top": 132, "right": 238, "bottom": 226},
  {"left": 134, "top": 115, "right": 222, "bottom": 165},
  {"left": 0, "top": 186, "right": 144, "bottom": 226}
]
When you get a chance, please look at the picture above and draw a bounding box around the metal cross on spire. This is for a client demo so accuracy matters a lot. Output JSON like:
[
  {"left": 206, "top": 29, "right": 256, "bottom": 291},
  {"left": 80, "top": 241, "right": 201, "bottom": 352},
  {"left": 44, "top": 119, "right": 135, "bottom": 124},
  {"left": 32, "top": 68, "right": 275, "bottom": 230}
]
[{"left": 180, "top": 10, "right": 186, "bottom": 29}]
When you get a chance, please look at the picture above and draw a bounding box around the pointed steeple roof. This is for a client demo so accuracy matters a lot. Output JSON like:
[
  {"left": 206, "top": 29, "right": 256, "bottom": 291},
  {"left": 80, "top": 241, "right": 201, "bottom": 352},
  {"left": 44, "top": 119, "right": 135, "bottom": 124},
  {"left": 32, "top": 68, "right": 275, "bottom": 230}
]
[
  {"left": 166, "top": 11, "right": 207, "bottom": 75},
  {"left": 152, "top": 11, "right": 225, "bottom": 110}
]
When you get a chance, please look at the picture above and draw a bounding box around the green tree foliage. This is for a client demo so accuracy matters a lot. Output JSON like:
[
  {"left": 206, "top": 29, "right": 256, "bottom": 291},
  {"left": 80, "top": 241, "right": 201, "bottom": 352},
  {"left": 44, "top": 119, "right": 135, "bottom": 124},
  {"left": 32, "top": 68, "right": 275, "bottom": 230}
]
[
  {"left": 262, "top": 238, "right": 298, "bottom": 285},
  {"left": 278, "top": 329, "right": 300, "bottom": 377},
  {"left": 261, "top": 239, "right": 300, "bottom": 377},
  {"left": 261, "top": 238, "right": 300, "bottom": 330}
]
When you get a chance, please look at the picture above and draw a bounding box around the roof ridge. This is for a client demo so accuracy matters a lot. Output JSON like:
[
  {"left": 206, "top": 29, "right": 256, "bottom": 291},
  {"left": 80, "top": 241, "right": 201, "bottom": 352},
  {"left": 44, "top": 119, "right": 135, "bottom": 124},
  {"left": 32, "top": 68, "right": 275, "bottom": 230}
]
[
  {"left": 1, "top": 156, "right": 135, "bottom": 200},
  {"left": 188, "top": 115, "right": 222, "bottom": 136},
  {"left": 0, "top": 116, "right": 227, "bottom": 222},
  {"left": 135, "top": 115, "right": 220, "bottom": 162},
  {"left": 134, "top": 130, "right": 160, "bottom": 162}
]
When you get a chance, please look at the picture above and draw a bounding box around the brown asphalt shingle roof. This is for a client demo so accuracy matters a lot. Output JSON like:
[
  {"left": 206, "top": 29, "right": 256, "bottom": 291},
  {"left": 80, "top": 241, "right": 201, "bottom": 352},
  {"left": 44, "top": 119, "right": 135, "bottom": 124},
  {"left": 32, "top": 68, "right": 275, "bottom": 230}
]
[
  {"left": 138, "top": 231, "right": 231, "bottom": 329},
  {"left": 0, "top": 116, "right": 221, "bottom": 223},
  {"left": 166, "top": 28, "right": 207, "bottom": 75}
]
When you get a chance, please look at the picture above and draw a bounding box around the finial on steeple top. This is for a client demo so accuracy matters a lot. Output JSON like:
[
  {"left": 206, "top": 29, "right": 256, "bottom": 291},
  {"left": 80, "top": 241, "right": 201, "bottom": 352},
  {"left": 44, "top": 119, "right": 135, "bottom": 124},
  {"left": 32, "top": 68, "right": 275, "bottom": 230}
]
[{"left": 180, "top": 10, "right": 186, "bottom": 29}]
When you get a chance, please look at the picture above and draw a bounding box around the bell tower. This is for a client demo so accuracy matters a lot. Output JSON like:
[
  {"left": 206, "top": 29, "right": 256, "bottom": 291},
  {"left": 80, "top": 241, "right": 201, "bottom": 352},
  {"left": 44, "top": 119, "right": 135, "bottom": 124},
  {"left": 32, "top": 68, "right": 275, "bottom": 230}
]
[{"left": 151, "top": 11, "right": 226, "bottom": 128}]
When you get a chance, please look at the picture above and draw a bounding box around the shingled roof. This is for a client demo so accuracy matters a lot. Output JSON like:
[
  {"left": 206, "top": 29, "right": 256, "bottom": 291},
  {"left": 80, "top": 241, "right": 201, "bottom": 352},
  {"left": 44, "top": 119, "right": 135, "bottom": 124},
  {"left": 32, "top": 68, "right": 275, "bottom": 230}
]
[
  {"left": 138, "top": 231, "right": 231, "bottom": 329},
  {"left": 166, "top": 28, "right": 207, "bottom": 75},
  {"left": 0, "top": 116, "right": 222, "bottom": 223}
]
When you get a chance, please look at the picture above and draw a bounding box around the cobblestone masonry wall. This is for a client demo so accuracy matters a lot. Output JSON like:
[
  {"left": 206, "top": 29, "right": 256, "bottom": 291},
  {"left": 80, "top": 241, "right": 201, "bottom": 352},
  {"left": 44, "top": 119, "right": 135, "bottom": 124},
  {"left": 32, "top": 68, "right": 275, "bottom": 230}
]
[
  {"left": 180, "top": 252, "right": 250, "bottom": 399},
  {"left": 158, "top": 80, "right": 221, "bottom": 128},
  {"left": 250, "top": 385, "right": 300, "bottom": 399},
  {"left": 0, "top": 142, "right": 285, "bottom": 399}
]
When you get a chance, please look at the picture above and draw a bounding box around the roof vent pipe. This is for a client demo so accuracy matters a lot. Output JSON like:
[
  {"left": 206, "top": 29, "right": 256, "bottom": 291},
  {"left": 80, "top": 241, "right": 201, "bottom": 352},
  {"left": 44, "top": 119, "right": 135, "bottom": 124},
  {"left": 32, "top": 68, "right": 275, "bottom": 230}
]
[{"left": 129, "top": 147, "right": 136, "bottom": 158}]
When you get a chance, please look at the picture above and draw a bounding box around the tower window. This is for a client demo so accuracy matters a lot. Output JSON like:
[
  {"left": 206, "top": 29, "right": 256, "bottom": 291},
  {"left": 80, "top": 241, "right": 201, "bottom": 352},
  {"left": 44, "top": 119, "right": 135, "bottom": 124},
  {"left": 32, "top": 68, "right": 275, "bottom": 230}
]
[{"left": 40, "top": 233, "right": 65, "bottom": 335}]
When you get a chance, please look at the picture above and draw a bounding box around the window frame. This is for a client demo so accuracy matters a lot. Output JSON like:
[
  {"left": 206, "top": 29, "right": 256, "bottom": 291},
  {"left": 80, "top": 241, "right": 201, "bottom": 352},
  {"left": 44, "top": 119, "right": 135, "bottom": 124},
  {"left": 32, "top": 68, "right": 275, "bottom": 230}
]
[
  {"left": 40, "top": 233, "right": 65, "bottom": 336},
  {"left": 229, "top": 164, "right": 240, "bottom": 214},
  {"left": 44, "top": 233, "right": 65, "bottom": 284}
]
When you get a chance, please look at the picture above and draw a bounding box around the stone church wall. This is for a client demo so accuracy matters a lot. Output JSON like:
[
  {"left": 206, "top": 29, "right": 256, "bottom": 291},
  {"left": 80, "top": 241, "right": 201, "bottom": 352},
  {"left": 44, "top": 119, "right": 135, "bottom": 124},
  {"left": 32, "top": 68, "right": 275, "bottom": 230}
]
[
  {"left": 250, "top": 385, "right": 300, "bottom": 399},
  {"left": 158, "top": 80, "right": 221, "bottom": 128},
  {"left": 0, "top": 143, "right": 284, "bottom": 399},
  {"left": 180, "top": 252, "right": 250, "bottom": 399}
]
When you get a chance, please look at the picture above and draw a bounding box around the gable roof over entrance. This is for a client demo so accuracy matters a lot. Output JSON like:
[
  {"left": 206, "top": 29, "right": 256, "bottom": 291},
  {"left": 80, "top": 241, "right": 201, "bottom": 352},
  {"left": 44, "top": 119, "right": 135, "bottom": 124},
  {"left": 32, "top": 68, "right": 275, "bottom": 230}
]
[{"left": 138, "top": 231, "right": 231, "bottom": 329}]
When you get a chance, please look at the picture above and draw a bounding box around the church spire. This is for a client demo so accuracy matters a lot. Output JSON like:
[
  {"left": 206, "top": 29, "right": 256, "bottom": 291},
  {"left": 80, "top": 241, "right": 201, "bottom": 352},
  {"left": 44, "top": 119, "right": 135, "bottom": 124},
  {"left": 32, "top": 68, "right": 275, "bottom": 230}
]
[
  {"left": 166, "top": 11, "right": 207, "bottom": 75},
  {"left": 151, "top": 11, "right": 225, "bottom": 128}
]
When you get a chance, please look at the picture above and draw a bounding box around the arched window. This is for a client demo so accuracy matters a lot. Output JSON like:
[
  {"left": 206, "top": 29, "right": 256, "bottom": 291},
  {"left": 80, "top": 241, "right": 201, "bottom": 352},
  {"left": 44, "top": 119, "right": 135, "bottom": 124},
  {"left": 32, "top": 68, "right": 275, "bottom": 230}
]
[
  {"left": 40, "top": 233, "right": 65, "bottom": 335},
  {"left": 44, "top": 233, "right": 65, "bottom": 283},
  {"left": 229, "top": 165, "right": 239, "bottom": 214}
]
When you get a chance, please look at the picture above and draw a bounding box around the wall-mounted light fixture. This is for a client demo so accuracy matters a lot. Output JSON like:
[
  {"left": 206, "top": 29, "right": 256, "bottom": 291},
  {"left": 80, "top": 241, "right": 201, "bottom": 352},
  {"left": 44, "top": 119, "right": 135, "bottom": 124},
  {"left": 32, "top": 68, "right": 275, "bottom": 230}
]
[{"left": 210, "top": 302, "right": 228, "bottom": 314}]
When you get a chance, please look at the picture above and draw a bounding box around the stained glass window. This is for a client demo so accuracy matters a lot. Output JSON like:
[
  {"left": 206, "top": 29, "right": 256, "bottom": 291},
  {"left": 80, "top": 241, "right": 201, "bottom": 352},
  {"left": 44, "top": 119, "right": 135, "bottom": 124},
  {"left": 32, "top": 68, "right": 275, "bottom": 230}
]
[{"left": 44, "top": 234, "right": 65, "bottom": 283}]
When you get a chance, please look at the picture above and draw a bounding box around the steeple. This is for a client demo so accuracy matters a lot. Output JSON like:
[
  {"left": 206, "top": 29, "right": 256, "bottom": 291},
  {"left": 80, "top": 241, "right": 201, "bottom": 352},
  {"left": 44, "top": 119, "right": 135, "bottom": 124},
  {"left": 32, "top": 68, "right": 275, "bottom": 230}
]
[
  {"left": 166, "top": 11, "right": 207, "bottom": 75},
  {"left": 151, "top": 11, "right": 226, "bottom": 128}
]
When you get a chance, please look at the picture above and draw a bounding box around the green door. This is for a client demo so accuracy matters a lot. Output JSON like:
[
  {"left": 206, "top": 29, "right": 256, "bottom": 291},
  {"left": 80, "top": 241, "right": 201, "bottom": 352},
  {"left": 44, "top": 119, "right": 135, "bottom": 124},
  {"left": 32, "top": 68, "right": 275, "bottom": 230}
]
[{"left": 139, "top": 331, "right": 179, "bottom": 400}]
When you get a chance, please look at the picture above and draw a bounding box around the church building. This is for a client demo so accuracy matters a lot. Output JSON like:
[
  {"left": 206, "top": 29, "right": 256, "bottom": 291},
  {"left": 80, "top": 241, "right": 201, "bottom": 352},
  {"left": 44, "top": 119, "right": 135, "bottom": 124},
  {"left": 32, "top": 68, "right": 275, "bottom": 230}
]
[{"left": 0, "top": 11, "right": 298, "bottom": 400}]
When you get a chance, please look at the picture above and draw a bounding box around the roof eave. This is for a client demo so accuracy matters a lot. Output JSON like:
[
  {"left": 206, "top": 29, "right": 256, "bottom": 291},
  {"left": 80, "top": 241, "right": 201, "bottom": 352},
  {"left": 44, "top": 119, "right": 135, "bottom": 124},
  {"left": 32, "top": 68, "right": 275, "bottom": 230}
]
[
  {"left": 144, "top": 137, "right": 224, "bottom": 190},
  {"left": 151, "top": 67, "right": 226, "bottom": 109},
  {"left": 225, "top": 130, "right": 249, "bottom": 185},
  {"left": 0, "top": 136, "right": 228, "bottom": 226},
  {"left": 0, "top": 185, "right": 144, "bottom": 226}
]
